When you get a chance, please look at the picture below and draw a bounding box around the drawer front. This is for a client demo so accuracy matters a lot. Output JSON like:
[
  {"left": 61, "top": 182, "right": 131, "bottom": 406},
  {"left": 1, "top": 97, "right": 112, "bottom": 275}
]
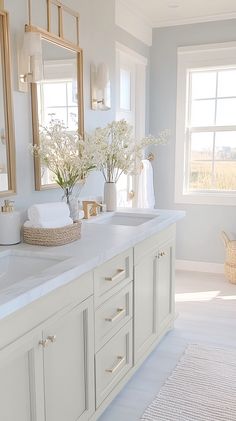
[
  {"left": 95, "top": 320, "right": 132, "bottom": 408},
  {"left": 94, "top": 248, "right": 133, "bottom": 307},
  {"left": 95, "top": 282, "right": 133, "bottom": 351}
]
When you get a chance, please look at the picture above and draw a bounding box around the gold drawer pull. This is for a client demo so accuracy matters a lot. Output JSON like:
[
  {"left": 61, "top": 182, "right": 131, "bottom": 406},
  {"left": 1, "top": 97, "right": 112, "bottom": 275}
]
[
  {"left": 105, "top": 308, "right": 125, "bottom": 323},
  {"left": 105, "top": 356, "right": 125, "bottom": 374},
  {"left": 105, "top": 269, "right": 125, "bottom": 282}
]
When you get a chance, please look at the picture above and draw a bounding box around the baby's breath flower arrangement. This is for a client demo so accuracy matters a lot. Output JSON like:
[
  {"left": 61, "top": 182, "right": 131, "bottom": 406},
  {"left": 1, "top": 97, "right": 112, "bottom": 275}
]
[
  {"left": 31, "top": 119, "right": 101, "bottom": 209},
  {"left": 93, "top": 119, "right": 169, "bottom": 183}
]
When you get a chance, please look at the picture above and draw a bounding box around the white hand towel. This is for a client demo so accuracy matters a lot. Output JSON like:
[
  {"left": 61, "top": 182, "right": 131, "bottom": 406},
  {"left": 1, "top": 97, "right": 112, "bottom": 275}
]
[
  {"left": 24, "top": 217, "right": 73, "bottom": 229},
  {"left": 137, "top": 159, "right": 155, "bottom": 209},
  {"left": 28, "top": 202, "right": 70, "bottom": 224}
]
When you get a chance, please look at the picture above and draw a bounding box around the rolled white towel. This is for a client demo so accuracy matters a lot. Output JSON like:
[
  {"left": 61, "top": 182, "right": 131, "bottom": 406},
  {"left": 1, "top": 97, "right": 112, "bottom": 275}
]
[
  {"left": 28, "top": 202, "right": 70, "bottom": 224},
  {"left": 24, "top": 217, "right": 73, "bottom": 229}
]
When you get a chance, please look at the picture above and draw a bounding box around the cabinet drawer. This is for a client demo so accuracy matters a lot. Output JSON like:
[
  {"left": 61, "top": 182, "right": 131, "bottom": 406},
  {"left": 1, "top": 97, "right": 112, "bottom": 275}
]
[
  {"left": 95, "top": 320, "right": 132, "bottom": 408},
  {"left": 95, "top": 282, "right": 133, "bottom": 351},
  {"left": 94, "top": 248, "right": 133, "bottom": 307}
]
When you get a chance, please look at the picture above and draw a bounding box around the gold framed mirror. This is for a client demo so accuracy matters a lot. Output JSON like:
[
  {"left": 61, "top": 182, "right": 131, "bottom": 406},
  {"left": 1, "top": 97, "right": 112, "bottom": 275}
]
[
  {"left": 30, "top": 26, "right": 84, "bottom": 190},
  {"left": 0, "top": 10, "right": 16, "bottom": 196}
]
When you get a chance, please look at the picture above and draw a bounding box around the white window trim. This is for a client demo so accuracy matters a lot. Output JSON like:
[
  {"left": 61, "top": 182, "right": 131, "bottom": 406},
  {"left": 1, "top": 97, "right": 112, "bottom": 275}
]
[{"left": 175, "top": 41, "right": 236, "bottom": 206}]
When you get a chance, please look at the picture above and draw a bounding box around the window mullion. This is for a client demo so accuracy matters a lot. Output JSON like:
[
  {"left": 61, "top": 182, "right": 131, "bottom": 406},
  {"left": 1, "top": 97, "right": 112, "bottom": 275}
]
[
  {"left": 185, "top": 72, "right": 193, "bottom": 192},
  {"left": 211, "top": 71, "right": 218, "bottom": 190},
  {"left": 66, "top": 82, "right": 69, "bottom": 127},
  {"left": 189, "top": 125, "right": 236, "bottom": 133},
  {"left": 185, "top": 128, "right": 191, "bottom": 193},
  {"left": 212, "top": 132, "right": 216, "bottom": 189}
]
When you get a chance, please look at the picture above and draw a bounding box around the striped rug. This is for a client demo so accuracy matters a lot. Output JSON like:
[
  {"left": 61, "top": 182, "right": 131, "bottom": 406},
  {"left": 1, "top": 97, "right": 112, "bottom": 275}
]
[{"left": 141, "top": 344, "right": 236, "bottom": 421}]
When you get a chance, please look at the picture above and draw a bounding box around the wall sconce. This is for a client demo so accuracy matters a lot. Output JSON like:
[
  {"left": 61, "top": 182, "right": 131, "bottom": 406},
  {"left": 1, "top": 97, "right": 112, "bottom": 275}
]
[
  {"left": 18, "top": 31, "right": 43, "bottom": 92},
  {"left": 91, "top": 63, "right": 111, "bottom": 110}
]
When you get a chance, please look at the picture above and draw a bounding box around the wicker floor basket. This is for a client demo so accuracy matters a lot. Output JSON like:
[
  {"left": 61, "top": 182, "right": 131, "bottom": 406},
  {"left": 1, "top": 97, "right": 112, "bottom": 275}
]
[
  {"left": 23, "top": 221, "right": 82, "bottom": 246},
  {"left": 222, "top": 231, "right": 236, "bottom": 284}
]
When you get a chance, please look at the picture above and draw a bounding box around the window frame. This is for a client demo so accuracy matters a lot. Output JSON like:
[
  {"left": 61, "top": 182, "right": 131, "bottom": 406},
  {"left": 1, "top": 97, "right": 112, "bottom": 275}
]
[{"left": 175, "top": 42, "right": 236, "bottom": 206}]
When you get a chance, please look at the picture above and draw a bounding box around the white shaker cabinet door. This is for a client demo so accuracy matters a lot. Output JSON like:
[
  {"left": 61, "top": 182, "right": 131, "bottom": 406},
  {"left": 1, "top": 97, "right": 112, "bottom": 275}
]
[
  {"left": 134, "top": 248, "right": 158, "bottom": 363},
  {"left": 157, "top": 239, "right": 175, "bottom": 335},
  {"left": 0, "top": 333, "right": 44, "bottom": 421},
  {"left": 43, "top": 296, "right": 95, "bottom": 421}
]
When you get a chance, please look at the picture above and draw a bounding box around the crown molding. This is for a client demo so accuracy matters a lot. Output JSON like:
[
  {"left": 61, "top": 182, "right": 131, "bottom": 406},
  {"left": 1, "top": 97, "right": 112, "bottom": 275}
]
[
  {"left": 115, "top": 0, "right": 152, "bottom": 46},
  {"left": 152, "top": 11, "right": 236, "bottom": 29}
]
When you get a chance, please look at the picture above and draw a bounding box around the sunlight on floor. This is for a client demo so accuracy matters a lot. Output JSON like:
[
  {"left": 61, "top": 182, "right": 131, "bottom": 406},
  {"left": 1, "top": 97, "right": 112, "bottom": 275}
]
[{"left": 175, "top": 291, "right": 220, "bottom": 302}]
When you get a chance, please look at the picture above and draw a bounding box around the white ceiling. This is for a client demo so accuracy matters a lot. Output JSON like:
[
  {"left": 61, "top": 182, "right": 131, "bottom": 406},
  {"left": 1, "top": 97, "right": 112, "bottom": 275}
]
[{"left": 122, "top": 0, "right": 236, "bottom": 28}]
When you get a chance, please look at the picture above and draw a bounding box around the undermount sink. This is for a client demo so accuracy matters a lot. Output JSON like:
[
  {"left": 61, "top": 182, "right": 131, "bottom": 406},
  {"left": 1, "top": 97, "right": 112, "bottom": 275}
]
[
  {"left": 0, "top": 250, "right": 65, "bottom": 291},
  {"left": 87, "top": 212, "right": 157, "bottom": 227}
]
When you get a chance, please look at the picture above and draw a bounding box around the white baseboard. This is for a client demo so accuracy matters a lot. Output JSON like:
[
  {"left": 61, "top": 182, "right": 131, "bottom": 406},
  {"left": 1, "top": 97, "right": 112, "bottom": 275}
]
[{"left": 176, "top": 259, "right": 224, "bottom": 274}]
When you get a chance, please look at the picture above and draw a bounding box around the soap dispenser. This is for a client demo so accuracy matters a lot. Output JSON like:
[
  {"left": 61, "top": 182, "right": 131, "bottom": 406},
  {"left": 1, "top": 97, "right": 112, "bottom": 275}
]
[{"left": 0, "top": 200, "right": 21, "bottom": 245}]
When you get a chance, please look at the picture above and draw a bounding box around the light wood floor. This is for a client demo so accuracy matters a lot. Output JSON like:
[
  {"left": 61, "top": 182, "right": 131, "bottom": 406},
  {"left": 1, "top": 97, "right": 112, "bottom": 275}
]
[{"left": 98, "top": 270, "right": 236, "bottom": 420}]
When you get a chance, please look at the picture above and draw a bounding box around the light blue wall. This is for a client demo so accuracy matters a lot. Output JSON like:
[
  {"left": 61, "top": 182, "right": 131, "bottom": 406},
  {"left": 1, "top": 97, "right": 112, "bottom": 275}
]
[
  {"left": 4, "top": 0, "right": 117, "bottom": 212},
  {"left": 150, "top": 19, "right": 236, "bottom": 264},
  {"left": 3, "top": 0, "right": 150, "bottom": 220}
]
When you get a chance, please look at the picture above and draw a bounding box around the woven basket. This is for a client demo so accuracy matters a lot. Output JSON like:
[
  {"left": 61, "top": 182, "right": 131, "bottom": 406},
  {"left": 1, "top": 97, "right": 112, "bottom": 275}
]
[
  {"left": 221, "top": 231, "right": 236, "bottom": 284},
  {"left": 23, "top": 221, "right": 82, "bottom": 247}
]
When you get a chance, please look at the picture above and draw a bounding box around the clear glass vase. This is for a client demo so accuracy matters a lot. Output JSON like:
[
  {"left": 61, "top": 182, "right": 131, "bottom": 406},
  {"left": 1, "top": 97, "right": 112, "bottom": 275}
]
[
  {"left": 62, "top": 183, "right": 84, "bottom": 222},
  {"left": 62, "top": 187, "right": 78, "bottom": 222}
]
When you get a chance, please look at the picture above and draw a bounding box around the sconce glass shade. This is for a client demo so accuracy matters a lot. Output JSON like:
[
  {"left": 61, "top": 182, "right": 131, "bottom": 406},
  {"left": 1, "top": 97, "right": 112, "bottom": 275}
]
[
  {"left": 23, "top": 32, "right": 42, "bottom": 56},
  {"left": 18, "top": 31, "right": 43, "bottom": 89},
  {"left": 91, "top": 62, "right": 111, "bottom": 111},
  {"left": 96, "top": 63, "right": 109, "bottom": 90}
]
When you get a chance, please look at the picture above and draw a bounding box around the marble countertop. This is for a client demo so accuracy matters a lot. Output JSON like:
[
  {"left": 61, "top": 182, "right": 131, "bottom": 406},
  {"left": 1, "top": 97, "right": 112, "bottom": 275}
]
[{"left": 0, "top": 209, "right": 185, "bottom": 320}]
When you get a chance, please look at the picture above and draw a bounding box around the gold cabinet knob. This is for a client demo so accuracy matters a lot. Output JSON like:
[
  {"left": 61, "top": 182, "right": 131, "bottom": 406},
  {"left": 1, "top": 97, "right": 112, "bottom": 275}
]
[
  {"left": 47, "top": 335, "right": 57, "bottom": 343},
  {"left": 39, "top": 339, "right": 49, "bottom": 348},
  {"left": 39, "top": 335, "right": 56, "bottom": 348},
  {"left": 128, "top": 190, "right": 135, "bottom": 200},
  {"left": 158, "top": 251, "right": 166, "bottom": 259}
]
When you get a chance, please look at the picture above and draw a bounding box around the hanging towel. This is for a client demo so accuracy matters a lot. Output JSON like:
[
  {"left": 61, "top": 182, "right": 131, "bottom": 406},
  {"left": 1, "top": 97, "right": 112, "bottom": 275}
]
[
  {"left": 28, "top": 202, "right": 70, "bottom": 225},
  {"left": 137, "top": 159, "right": 155, "bottom": 209}
]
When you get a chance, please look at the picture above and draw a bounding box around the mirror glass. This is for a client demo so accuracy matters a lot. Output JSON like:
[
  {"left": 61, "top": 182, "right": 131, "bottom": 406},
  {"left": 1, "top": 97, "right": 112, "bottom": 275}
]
[
  {"left": 32, "top": 37, "right": 83, "bottom": 189},
  {"left": 0, "top": 12, "right": 15, "bottom": 195}
]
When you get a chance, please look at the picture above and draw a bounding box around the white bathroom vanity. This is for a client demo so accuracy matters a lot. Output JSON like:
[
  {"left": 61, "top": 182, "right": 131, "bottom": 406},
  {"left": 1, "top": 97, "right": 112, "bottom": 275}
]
[{"left": 0, "top": 209, "right": 184, "bottom": 421}]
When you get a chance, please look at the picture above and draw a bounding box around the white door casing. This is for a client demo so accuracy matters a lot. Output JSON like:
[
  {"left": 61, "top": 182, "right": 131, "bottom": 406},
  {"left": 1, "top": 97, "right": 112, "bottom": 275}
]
[{"left": 116, "top": 43, "right": 147, "bottom": 208}]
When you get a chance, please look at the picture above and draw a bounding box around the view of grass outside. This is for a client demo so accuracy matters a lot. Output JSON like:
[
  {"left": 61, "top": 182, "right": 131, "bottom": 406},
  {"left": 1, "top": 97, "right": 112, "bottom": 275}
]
[{"left": 190, "top": 161, "right": 236, "bottom": 191}]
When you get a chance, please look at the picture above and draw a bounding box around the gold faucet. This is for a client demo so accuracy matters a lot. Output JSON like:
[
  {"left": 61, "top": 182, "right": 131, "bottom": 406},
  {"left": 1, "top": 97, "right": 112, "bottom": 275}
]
[{"left": 82, "top": 201, "right": 103, "bottom": 219}]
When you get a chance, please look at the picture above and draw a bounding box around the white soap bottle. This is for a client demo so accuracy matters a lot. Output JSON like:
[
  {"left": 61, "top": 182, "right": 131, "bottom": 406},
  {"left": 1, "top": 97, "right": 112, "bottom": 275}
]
[{"left": 0, "top": 200, "right": 21, "bottom": 245}]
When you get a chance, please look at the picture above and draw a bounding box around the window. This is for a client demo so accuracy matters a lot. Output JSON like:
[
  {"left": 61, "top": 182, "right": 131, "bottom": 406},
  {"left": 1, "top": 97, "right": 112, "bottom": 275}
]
[
  {"left": 175, "top": 42, "right": 236, "bottom": 205},
  {"left": 38, "top": 80, "right": 78, "bottom": 130}
]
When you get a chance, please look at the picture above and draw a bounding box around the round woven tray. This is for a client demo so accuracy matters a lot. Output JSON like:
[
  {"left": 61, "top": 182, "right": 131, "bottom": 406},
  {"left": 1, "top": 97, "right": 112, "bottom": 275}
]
[{"left": 23, "top": 221, "right": 82, "bottom": 246}]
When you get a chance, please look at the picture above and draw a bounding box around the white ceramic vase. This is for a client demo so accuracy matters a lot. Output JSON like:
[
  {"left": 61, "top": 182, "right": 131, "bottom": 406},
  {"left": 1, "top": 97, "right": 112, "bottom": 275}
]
[{"left": 104, "top": 182, "right": 117, "bottom": 211}]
